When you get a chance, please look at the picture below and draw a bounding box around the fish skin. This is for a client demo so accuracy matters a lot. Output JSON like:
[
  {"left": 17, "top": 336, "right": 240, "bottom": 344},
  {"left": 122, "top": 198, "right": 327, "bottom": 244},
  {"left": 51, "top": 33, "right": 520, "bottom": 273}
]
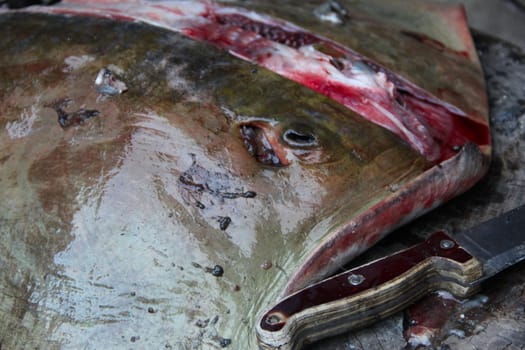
[
  {"left": 0, "top": 1, "right": 489, "bottom": 349},
  {"left": 19, "top": 0, "right": 491, "bottom": 292},
  {"left": 12, "top": 0, "right": 490, "bottom": 163},
  {"left": 0, "top": 13, "right": 428, "bottom": 349},
  {"left": 284, "top": 142, "right": 488, "bottom": 296}
]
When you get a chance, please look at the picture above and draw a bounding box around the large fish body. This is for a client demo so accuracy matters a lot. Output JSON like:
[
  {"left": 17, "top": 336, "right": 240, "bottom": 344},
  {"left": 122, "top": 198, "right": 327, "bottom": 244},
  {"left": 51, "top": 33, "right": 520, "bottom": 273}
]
[{"left": 0, "top": 1, "right": 489, "bottom": 349}]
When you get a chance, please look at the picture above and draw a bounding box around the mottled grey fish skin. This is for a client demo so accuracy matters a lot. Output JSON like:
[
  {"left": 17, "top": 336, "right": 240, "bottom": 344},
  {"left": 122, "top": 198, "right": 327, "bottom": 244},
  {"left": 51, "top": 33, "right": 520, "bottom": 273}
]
[{"left": 0, "top": 13, "right": 430, "bottom": 349}]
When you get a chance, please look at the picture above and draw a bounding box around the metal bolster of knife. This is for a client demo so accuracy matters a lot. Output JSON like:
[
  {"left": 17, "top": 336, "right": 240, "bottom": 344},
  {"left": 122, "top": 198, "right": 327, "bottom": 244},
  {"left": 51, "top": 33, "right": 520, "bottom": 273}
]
[{"left": 256, "top": 231, "right": 484, "bottom": 350}]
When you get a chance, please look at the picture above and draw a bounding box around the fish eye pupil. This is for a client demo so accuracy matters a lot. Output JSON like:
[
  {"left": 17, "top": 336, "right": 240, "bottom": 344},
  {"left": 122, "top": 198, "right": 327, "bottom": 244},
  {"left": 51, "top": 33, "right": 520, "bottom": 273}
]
[{"left": 283, "top": 129, "right": 317, "bottom": 147}]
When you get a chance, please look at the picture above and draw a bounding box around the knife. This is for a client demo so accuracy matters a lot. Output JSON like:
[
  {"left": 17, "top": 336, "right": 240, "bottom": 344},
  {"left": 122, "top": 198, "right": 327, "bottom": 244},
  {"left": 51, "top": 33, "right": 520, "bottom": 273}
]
[{"left": 256, "top": 204, "right": 525, "bottom": 350}]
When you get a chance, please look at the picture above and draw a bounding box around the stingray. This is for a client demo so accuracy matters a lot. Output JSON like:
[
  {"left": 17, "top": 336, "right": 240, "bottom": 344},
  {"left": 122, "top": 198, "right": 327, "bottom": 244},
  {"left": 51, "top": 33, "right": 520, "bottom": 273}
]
[{"left": 0, "top": 1, "right": 489, "bottom": 349}]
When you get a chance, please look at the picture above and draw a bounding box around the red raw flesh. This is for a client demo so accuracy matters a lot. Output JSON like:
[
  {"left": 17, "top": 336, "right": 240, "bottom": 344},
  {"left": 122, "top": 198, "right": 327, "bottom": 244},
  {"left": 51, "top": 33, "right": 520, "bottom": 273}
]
[
  {"left": 13, "top": 0, "right": 491, "bottom": 293},
  {"left": 215, "top": 13, "right": 319, "bottom": 49},
  {"left": 403, "top": 292, "right": 459, "bottom": 346},
  {"left": 18, "top": 0, "right": 490, "bottom": 163},
  {"left": 185, "top": 11, "right": 489, "bottom": 163}
]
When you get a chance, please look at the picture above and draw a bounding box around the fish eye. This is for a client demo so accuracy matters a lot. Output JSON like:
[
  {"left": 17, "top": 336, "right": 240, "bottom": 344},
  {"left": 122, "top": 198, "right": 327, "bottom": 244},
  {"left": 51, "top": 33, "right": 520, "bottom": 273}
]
[
  {"left": 238, "top": 120, "right": 337, "bottom": 167},
  {"left": 282, "top": 129, "right": 318, "bottom": 147}
]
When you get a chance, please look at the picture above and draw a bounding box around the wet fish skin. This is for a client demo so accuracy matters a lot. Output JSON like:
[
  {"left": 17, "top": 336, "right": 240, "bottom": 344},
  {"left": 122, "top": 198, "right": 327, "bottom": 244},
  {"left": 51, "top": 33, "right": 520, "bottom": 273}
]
[
  {"left": 0, "top": 0, "right": 490, "bottom": 348},
  {"left": 14, "top": 0, "right": 490, "bottom": 163},
  {"left": 0, "top": 13, "right": 430, "bottom": 349}
]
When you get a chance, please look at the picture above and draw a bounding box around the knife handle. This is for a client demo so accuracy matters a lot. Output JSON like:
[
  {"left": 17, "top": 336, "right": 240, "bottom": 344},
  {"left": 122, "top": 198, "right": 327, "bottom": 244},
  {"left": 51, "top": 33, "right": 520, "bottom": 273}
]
[{"left": 256, "top": 231, "right": 483, "bottom": 350}]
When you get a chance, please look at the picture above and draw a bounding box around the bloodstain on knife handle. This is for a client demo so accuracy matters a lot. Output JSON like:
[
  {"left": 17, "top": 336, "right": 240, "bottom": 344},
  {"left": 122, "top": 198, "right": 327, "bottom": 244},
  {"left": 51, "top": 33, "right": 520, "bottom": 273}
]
[{"left": 256, "top": 231, "right": 483, "bottom": 350}]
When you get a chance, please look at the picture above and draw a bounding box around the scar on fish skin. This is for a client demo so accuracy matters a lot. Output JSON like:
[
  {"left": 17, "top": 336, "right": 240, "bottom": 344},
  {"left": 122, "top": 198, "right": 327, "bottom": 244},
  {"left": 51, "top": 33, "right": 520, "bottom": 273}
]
[
  {"left": 45, "top": 98, "right": 100, "bottom": 128},
  {"left": 178, "top": 173, "right": 256, "bottom": 199},
  {"left": 178, "top": 157, "right": 257, "bottom": 210}
]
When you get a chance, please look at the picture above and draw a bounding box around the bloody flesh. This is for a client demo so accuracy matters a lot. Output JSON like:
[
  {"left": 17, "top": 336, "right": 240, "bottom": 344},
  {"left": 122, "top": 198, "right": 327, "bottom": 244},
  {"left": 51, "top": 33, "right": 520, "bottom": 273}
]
[
  {"left": 189, "top": 10, "right": 489, "bottom": 162},
  {"left": 17, "top": 0, "right": 490, "bottom": 163}
]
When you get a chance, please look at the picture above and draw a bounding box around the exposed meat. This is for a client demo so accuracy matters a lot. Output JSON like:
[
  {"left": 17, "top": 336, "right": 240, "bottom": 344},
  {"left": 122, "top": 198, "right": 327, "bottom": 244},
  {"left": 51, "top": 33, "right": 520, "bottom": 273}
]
[
  {"left": 17, "top": 0, "right": 490, "bottom": 163},
  {"left": 0, "top": 3, "right": 492, "bottom": 349},
  {"left": 216, "top": 13, "right": 319, "bottom": 49}
]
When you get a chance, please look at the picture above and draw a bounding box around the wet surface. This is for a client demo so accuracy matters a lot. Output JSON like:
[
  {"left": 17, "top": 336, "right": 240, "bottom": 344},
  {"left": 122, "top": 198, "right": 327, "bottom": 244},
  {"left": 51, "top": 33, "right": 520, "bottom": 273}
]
[
  {"left": 46, "top": 98, "right": 100, "bottom": 128},
  {"left": 0, "top": 11, "right": 435, "bottom": 349},
  {"left": 307, "top": 30, "right": 525, "bottom": 350},
  {"left": 5, "top": 0, "right": 490, "bottom": 164},
  {"left": 0, "top": 1, "right": 513, "bottom": 349},
  {"left": 94, "top": 67, "right": 128, "bottom": 97}
]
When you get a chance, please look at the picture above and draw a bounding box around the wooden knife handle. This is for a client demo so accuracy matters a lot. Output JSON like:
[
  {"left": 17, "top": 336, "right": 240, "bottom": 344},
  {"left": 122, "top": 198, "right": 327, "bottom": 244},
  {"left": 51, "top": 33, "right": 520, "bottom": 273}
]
[{"left": 256, "top": 231, "right": 483, "bottom": 350}]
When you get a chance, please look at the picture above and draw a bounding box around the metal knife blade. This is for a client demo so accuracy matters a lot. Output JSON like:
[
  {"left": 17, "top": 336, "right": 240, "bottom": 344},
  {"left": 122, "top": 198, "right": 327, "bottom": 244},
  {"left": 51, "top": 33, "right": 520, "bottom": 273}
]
[
  {"left": 455, "top": 204, "right": 525, "bottom": 280},
  {"left": 256, "top": 204, "right": 525, "bottom": 350}
]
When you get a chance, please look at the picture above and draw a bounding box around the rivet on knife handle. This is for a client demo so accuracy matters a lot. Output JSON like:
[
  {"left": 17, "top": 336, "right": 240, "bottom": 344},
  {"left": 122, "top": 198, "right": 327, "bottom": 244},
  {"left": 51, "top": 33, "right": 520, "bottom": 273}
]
[{"left": 256, "top": 231, "right": 483, "bottom": 350}]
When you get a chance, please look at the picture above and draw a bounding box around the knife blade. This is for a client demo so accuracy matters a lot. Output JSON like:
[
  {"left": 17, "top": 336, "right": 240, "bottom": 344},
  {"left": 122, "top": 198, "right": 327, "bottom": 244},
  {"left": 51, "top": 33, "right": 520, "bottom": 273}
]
[{"left": 256, "top": 204, "right": 525, "bottom": 350}]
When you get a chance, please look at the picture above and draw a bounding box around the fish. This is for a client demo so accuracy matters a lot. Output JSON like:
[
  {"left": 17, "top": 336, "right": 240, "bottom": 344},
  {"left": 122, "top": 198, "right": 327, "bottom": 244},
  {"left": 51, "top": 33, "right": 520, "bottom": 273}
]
[{"left": 0, "top": 1, "right": 489, "bottom": 349}]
